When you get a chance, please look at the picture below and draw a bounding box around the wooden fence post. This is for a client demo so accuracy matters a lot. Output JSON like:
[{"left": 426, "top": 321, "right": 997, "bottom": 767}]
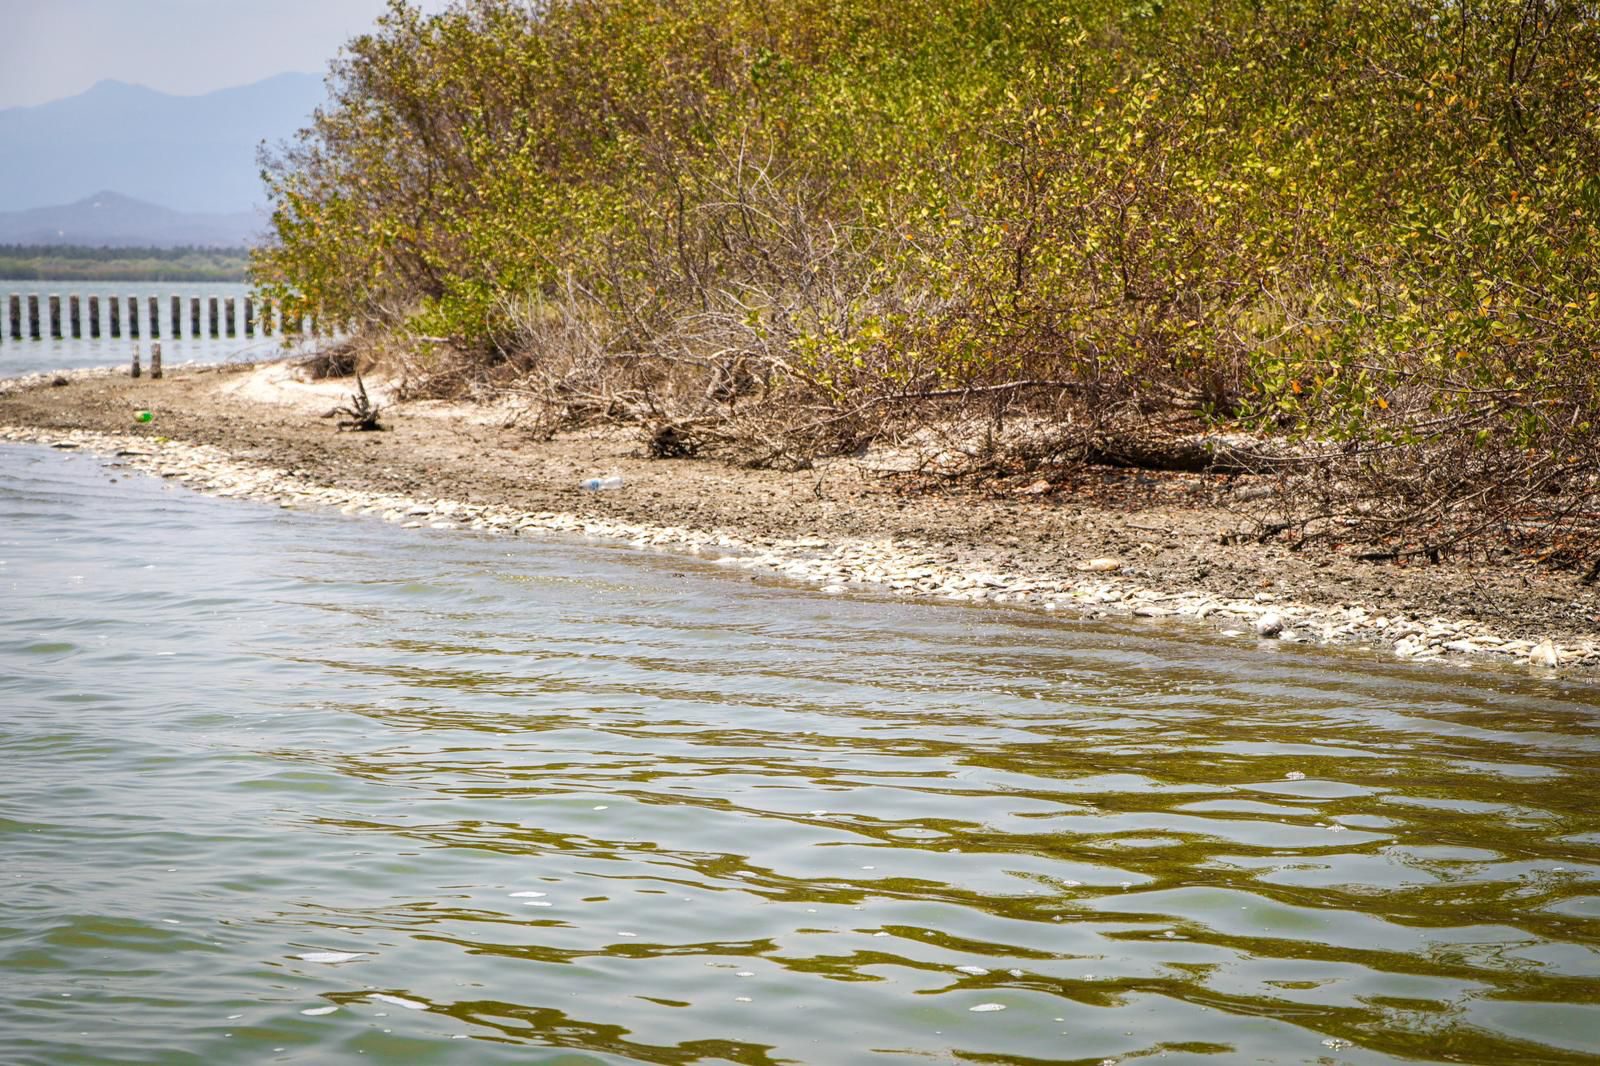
[
  {"left": 28, "top": 294, "right": 40, "bottom": 339},
  {"left": 7, "top": 294, "right": 18, "bottom": 340},
  {"left": 171, "top": 295, "right": 181, "bottom": 338},
  {"left": 208, "top": 296, "right": 219, "bottom": 337},
  {"left": 190, "top": 296, "right": 200, "bottom": 337},
  {"left": 70, "top": 295, "right": 81, "bottom": 338},
  {"left": 151, "top": 341, "right": 162, "bottom": 379},
  {"left": 89, "top": 296, "right": 100, "bottom": 338},
  {"left": 148, "top": 296, "right": 159, "bottom": 338},
  {"left": 49, "top": 294, "right": 61, "bottom": 339},
  {"left": 244, "top": 296, "right": 254, "bottom": 336},
  {"left": 128, "top": 294, "right": 140, "bottom": 338},
  {"left": 109, "top": 296, "right": 121, "bottom": 338},
  {"left": 224, "top": 297, "right": 236, "bottom": 336},
  {"left": 131, "top": 343, "right": 141, "bottom": 378}
]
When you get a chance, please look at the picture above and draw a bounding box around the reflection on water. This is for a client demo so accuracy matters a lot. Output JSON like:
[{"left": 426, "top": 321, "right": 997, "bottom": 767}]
[{"left": 2, "top": 443, "right": 1598, "bottom": 1065}]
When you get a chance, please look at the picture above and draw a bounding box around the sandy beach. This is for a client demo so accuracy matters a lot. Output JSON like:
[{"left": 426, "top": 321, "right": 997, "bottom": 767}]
[{"left": 3, "top": 359, "right": 1596, "bottom": 675}]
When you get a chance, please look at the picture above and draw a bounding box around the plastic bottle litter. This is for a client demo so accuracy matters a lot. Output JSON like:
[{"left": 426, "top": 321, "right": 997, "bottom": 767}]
[
  {"left": 134, "top": 410, "right": 153, "bottom": 423},
  {"left": 580, "top": 476, "right": 624, "bottom": 491}
]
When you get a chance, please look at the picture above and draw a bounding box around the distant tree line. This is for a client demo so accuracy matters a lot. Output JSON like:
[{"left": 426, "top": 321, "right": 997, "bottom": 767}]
[
  {"left": 0, "top": 244, "right": 249, "bottom": 261},
  {"left": 0, "top": 245, "right": 248, "bottom": 281}
]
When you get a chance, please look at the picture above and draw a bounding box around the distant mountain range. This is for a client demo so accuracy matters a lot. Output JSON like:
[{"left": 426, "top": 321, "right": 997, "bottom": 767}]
[
  {"left": 0, "top": 73, "right": 325, "bottom": 247},
  {"left": 0, "top": 192, "right": 261, "bottom": 248}
]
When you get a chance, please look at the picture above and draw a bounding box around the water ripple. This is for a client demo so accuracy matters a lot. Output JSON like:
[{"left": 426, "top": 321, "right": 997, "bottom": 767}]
[{"left": 3, "top": 442, "right": 1598, "bottom": 1064}]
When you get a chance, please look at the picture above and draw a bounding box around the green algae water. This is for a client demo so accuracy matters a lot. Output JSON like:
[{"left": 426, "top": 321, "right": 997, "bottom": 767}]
[{"left": 2, "top": 442, "right": 1598, "bottom": 1066}]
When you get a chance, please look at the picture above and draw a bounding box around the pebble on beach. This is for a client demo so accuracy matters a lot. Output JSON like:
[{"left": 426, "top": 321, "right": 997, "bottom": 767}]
[
  {"left": 2, "top": 423, "right": 1595, "bottom": 675},
  {"left": 1254, "top": 612, "right": 1284, "bottom": 638}
]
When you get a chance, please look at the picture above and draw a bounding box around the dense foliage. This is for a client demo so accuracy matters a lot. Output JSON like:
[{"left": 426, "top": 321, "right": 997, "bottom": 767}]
[{"left": 255, "top": 0, "right": 1600, "bottom": 565}]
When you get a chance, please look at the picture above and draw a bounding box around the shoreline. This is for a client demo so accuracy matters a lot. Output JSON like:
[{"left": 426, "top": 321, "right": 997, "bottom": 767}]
[{"left": 2, "top": 360, "right": 1596, "bottom": 676}]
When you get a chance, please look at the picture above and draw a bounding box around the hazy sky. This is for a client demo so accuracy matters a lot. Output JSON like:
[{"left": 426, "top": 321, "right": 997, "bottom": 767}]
[{"left": 0, "top": 0, "right": 452, "bottom": 109}]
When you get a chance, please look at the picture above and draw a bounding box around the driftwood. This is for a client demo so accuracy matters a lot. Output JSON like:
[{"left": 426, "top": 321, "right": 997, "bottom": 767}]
[{"left": 334, "top": 372, "right": 385, "bottom": 432}]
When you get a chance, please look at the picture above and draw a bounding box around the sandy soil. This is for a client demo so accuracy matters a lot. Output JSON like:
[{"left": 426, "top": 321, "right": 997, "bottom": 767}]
[{"left": 3, "top": 360, "right": 1596, "bottom": 672}]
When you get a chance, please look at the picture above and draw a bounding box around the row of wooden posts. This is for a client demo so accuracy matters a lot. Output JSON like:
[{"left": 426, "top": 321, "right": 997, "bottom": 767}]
[
  {"left": 131, "top": 342, "right": 165, "bottom": 379},
  {"left": 2, "top": 293, "right": 330, "bottom": 342}
]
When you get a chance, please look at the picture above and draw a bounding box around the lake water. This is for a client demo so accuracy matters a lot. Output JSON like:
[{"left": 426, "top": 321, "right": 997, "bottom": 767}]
[
  {"left": 0, "top": 280, "right": 312, "bottom": 378},
  {"left": 3, "top": 442, "right": 1599, "bottom": 1065}
]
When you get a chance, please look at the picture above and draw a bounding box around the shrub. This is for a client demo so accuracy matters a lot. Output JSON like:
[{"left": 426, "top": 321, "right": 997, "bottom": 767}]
[{"left": 255, "top": 0, "right": 1600, "bottom": 566}]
